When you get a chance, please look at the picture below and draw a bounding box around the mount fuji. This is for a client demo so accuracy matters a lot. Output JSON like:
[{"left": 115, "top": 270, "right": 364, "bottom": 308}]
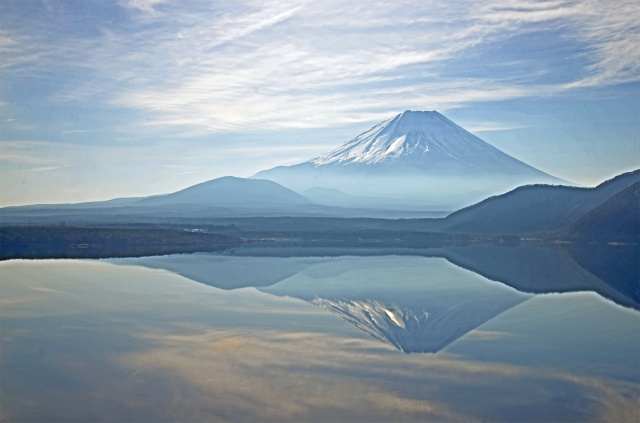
[{"left": 253, "top": 110, "right": 568, "bottom": 209}]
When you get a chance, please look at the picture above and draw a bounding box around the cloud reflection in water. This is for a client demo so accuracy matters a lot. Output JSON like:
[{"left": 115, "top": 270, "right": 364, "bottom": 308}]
[{"left": 1, "top": 258, "right": 638, "bottom": 422}]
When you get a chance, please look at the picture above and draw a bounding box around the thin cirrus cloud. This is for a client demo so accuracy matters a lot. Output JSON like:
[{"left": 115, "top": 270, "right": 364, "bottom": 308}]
[
  {"left": 0, "top": 142, "right": 59, "bottom": 164},
  {"left": 0, "top": 141, "right": 70, "bottom": 173},
  {"left": 119, "top": 0, "right": 167, "bottom": 14},
  {"left": 25, "top": 165, "right": 68, "bottom": 172},
  {"left": 561, "top": 1, "right": 640, "bottom": 88},
  {"left": 104, "top": 0, "right": 639, "bottom": 133},
  {"left": 0, "top": 153, "right": 51, "bottom": 164},
  {"left": 1, "top": 0, "right": 638, "bottom": 134}
]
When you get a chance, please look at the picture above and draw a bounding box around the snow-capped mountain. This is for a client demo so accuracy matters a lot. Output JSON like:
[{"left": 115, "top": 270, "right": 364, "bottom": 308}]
[
  {"left": 253, "top": 110, "right": 568, "bottom": 209},
  {"left": 309, "top": 110, "right": 538, "bottom": 173}
]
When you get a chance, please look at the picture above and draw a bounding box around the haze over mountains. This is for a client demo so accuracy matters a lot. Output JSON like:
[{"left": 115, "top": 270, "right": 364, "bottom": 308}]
[
  {"left": 0, "top": 109, "right": 637, "bottom": 242},
  {"left": 1, "top": 169, "right": 638, "bottom": 244},
  {"left": 254, "top": 110, "right": 568, "bottom": 209},
  {"left": 138, "top": 176, "right": 310, "bottom": 209},
  {"left": 0, "top": 176, "right": 441, "bottom": 219},
  {"left": 1, "top": 110, "right": 576, "bottom": 216}
]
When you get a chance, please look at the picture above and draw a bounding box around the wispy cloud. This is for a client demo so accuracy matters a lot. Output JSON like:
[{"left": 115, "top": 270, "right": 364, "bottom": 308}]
[
  {"left": 562, "top": 0, "right": 640, "bottom": 88},
  {"left": 0, "top": 141, "right": 58, "bottom": 163},
  {"left": 2, "top": 121, "right": 36, "bottom": 131},
  {"left": 115, "top": 0, "right": 640, "bottom": 132},
  {"left": 25, "top": 165, "right": 67, "bottom": 172},
  {"left": 177, "top": 1, "right": 305, "bottom": 54},
  {"left": 0, "top": 141, "right": 71, "bottom": 172},
  {"left": 0, "top": 153, "right": 50, "bottom": 164},
  {"left": 220, "top": 144, "right": 336, "bottom": 154},
  {"left": 3, "top": 0, "right": 639, "bottom": 135},
  {"left": 119, "top": 0, "right": 167, "bottom": 14},
  {"left": 461, "top": 121, "right": 527, "bottom": 132},
  {"left": 0, "top": 32, "right": 17, "bottom": 48}
]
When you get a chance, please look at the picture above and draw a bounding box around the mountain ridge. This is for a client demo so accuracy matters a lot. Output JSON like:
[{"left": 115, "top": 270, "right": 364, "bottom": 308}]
[
  {"left": 442, "top": 169, "right": 640, "bottom": 235},
  {"left": 253, "top": 110, "right": 568, "bottom": 208}
]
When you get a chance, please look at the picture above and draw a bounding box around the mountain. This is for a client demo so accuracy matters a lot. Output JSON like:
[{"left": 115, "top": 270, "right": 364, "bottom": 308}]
[
  {"left": 137, "top": 176, "right": 310, "bottom": 208},
  {"left": 442, "top": 169, "right": 640, "bottom": 236},
  {"left": 0, "top": 175, "right": 452, "bottom": 222},
  {"left": 308, "top": 110, "right": 543, "bottom": 173},
  {"left": 560, "top": 181, "right": 640, "bottom": 242},
  {"left": 0, "top": 176, "right": 330, "bottom": 221},
  {"left": 0, "top": 176, "right": 310, "bottom": 211},
  {"left": 253, "top": 110, "right": 567, "bottom": 209}
]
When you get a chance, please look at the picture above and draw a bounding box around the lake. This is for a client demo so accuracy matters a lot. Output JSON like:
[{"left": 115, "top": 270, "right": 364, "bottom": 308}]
[{"left": 1, "top": 246, "right": 639, "bottom": 422}]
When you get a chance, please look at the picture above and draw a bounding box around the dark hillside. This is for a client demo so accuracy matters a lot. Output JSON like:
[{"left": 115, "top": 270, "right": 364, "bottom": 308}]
[
  {"left": 442, "top": 169, "right": 640, "bottom": 234},
  {"left": 561, "top": 182, "right": 640, "bottom": 243},
  {"left": 0, "top": 227, "right": 242, "bottom": 260}
]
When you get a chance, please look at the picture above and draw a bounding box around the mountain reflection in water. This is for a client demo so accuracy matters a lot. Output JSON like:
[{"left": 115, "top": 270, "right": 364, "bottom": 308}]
[{"left": 118, "top": 243, "right": 638, "bottom": 353}]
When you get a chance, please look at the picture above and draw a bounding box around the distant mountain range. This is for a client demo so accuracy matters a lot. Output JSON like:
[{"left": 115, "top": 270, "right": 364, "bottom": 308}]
[
  {"left": 10, "top": 176, "right": 310, "bottom": 211},
  {"left": 0, "top": 176, "right": 445, "bottom": 219},
  {"left": 0, "top": 106, "right": 637, "bottom": 243},
  {"left": 1, "top": 170, "right": 638, "bottom": 243},
  {"left": 253, "top": 110, "right": 568, "bottom": 209}
]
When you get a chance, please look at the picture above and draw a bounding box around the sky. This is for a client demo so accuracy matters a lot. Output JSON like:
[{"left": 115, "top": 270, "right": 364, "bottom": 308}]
[{"left": 1, "top": 0, "right": 638, "bottom": 206}]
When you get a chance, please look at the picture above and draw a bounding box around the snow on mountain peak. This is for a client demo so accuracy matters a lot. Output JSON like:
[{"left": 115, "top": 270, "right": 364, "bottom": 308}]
[
  {"left": 252, "top": 110, "right": 564, "bottom": 200},
  {"left": 308, "top": 110, "right": 504, "bottom": 166}
]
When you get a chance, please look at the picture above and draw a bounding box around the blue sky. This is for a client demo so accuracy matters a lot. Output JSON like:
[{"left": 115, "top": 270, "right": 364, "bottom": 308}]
[{"left": 1, "top": 0, "right": 638, "bottom": 206}]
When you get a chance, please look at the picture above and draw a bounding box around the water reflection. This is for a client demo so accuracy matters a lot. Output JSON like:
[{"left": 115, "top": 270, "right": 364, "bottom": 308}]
[
  {"left": 1, "top": 254, "right": 638, "bottom": 422},
  {"left": 430, "top": 244, "right": 639, "bottom": 310},
  {"left": 119, "top": 243, "right": 638, "bottom": 353},
  {"left": 262, "top": 258, "right": 530, "bottom": 353}
]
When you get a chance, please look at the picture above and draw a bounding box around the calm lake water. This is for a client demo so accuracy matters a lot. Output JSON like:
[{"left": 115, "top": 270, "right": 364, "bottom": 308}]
[{"left": 1, "top": 248, "right": 639, "bottom": 422}]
